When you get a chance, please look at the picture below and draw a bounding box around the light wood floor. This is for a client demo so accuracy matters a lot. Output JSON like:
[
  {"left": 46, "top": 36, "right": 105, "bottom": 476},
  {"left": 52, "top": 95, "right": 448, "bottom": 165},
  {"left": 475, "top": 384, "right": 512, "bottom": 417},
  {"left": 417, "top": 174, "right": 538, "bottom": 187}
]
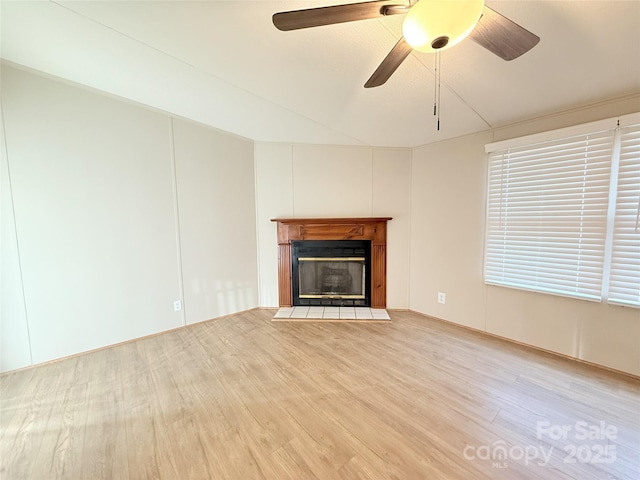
[{"left": 1, "top": 309, "right": 639, "bottom": 479}]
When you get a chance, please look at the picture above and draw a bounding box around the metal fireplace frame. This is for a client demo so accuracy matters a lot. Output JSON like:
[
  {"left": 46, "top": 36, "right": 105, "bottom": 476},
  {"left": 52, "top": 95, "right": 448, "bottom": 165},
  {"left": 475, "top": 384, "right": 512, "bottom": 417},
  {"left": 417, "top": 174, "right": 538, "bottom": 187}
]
[{"left": 291, "top": 240, "right": 371, "bottom": 307}]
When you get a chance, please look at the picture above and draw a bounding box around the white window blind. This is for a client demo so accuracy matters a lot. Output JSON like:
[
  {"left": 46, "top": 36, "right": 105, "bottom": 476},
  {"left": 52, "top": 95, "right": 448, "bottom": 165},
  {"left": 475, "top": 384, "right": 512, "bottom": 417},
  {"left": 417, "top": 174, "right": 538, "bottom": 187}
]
[
  {"left": 607, "top": 125, "right": 640, "bottom": 306},
  {"left": 485, "top": 113, "right": 640, "bottom": 307},
  {"left": 484, "top": 131, "right": 614, "bottom": 300}
]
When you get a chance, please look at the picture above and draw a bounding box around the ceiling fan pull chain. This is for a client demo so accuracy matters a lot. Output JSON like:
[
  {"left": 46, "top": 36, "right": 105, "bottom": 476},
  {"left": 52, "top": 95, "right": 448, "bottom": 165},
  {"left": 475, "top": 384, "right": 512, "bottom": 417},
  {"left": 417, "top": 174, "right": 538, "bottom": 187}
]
[
  {"left": 433, "top": 52, "right": 437, "bottom": 117},
  {"left": 437, "top": 50, "right": 442, "bottom": 131}
]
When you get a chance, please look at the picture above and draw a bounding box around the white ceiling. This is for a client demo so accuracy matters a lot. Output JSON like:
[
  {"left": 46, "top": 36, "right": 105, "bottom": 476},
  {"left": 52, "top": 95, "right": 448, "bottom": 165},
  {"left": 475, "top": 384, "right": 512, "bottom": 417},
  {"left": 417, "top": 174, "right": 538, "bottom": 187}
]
[{"left": 2, "top": 0, "right": 639, "bottom": 147}]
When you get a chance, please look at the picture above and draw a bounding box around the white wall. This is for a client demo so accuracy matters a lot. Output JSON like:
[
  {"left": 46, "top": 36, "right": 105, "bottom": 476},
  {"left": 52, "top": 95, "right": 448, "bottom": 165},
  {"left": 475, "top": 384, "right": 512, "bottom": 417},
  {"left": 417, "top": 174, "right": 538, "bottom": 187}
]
[
  {"left": 410, "top": 97, "right": 640, "bottom": 377},
  {"left": 410, "top": 131, "right": 491, "bottom": 331},
  {"left": 372, "top": 148, "right": 412, "bottom": 309},
  {"left": 1, "top": 97, "right": 32, "bottom": 371},
  {"left": 0, "top": 66, "right": 257, "bottom": 372},
  {"left": 173, "top": 118, "right": 258, "bottom": 322},
  {"left": 254, "top": 143, "right": 411, "bottom": 309},
  {"left": 2, "top": 64, "right": 637, "bottom": 377}
]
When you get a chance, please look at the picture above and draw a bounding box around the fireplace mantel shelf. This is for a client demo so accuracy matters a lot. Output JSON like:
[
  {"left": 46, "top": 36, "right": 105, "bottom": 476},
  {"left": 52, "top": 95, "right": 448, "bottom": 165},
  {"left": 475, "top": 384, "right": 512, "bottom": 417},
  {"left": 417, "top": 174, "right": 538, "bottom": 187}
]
[
  {"left": 271, "top": 217, "right": 392, "bottom": 309},
  {"left": 271, "top": 217, "right": 393, "bottom": 223}
]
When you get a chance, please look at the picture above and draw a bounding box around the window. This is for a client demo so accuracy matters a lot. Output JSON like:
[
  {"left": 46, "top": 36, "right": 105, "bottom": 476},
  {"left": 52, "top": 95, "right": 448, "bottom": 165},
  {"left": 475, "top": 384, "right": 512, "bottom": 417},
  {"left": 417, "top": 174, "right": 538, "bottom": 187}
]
[
  {"left": 606, "top": 125, "right": 640, "bottom": 306},
  {"left": 484, "top": 113, "right": 640, "bottom": 307}
]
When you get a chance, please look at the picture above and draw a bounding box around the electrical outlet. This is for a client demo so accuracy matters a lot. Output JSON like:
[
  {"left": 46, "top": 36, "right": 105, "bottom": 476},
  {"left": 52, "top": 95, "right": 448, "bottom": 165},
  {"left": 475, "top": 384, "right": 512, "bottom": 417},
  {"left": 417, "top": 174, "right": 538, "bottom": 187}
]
[
  {"left": 437, "top": 292, "right": 446, "bottom": 304},
  {"left": 173, "top": 300, "right": 182, "bottom": 312}
]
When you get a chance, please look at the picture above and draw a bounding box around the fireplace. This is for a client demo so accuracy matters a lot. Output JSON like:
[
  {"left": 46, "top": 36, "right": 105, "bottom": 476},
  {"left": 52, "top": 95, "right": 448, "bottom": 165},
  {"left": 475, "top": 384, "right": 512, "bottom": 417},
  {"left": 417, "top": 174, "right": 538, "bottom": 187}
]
[
  {"left": 292, "top": 240, "right": 371, "bottom": 306},
  {"left": 271, "top": 217, "right": 391, "bottom": 308}
]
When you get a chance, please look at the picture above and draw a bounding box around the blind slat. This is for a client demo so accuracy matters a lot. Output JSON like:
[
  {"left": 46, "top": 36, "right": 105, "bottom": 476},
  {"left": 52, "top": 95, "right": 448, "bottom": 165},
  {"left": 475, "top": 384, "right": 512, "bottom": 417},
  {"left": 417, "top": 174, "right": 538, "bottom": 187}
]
[
  {"left": 485, "top": 122, "right": 639, "bottom": 307},
  {"left": 607, "top": 125, "right": 640, "bottom": 306},
  {"left": 484, "top": 130, "right": 613, "bottom": 301}
]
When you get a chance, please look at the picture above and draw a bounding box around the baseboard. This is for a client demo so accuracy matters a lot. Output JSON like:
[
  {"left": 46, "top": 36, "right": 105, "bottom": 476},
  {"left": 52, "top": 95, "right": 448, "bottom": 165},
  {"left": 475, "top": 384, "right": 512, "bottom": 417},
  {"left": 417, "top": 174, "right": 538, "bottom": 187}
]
[
  {"left": 0, "top": 307, "right": 263, "bottom": 377},
  {"left": 4, "top": 307, "right": 637, "bottom": 382},
  {"left": 407, "top": 309, "right": 640, "bottom": 382}
]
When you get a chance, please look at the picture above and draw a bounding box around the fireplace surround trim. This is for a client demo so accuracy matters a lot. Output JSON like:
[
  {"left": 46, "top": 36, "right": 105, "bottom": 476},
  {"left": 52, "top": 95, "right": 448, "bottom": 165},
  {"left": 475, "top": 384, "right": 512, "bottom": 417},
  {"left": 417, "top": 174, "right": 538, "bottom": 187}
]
[{"left": 271, "top": 217, "right": 392, "bottom": 309}]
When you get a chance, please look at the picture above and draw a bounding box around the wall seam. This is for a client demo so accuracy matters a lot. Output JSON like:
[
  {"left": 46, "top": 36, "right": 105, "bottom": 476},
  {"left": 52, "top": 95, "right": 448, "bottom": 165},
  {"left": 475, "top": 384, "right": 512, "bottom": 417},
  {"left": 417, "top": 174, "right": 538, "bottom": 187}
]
[
  {"left": 482, "top": 129, "right": 496, "bottom": 333},
  {"left": 290, "top": 145, "right": 296, "bottom": 217},
  {"left": 169, "top": 117, "right": 187, "bottom": 326},
  {"left": 370, "top": 148, "right": 374, "bottom": 217},
  {"left": 407, "top": 147, "right": 413, "bottom": 310},
  {"left": 253, "top": 142, "right": 263, "bottom": 307},
  {"left": 1, "top": 99, "right": 34, "bottom": 365}
]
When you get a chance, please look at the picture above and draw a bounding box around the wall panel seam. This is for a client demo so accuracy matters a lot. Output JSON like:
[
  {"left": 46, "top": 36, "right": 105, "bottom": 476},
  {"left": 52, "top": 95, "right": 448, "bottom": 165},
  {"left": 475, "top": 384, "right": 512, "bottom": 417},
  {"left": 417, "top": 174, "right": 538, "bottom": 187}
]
[{"left": 0, "top": 99, "right": 33, "bottom": 365}]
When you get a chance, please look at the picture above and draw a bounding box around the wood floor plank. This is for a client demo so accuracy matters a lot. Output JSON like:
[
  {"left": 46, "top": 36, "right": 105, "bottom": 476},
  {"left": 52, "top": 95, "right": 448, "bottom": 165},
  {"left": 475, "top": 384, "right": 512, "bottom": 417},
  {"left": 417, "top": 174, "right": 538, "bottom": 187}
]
[
  {"left": 269, "top": 440, "right": 323, "bottom": 480},
  {"left": 203, "top": 426, "right": 267, "bottom": 480},
  {"left": 1, "top": 308, "right": 638, "bottom": 479}
]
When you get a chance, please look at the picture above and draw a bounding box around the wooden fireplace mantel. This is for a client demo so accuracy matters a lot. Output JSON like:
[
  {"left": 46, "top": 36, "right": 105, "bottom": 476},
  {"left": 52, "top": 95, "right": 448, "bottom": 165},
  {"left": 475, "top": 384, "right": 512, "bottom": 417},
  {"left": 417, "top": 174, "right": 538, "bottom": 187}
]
[{"left": 271, "top": 217, "right": 392, "bottom": 309}]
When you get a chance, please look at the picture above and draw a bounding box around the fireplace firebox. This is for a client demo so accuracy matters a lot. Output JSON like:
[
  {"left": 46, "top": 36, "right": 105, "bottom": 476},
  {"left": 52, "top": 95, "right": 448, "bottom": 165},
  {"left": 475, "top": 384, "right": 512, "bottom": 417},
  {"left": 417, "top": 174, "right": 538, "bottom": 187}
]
[{"left": 292, "top": 240, "right": 371, "bottom": 306}]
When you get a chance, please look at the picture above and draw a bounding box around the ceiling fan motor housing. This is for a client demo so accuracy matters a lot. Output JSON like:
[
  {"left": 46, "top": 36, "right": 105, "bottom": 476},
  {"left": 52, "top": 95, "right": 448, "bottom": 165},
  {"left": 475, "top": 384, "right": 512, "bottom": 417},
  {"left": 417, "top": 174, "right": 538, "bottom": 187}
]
[{"left": 431, "top": 36, "right": 450, "bottom": 49}]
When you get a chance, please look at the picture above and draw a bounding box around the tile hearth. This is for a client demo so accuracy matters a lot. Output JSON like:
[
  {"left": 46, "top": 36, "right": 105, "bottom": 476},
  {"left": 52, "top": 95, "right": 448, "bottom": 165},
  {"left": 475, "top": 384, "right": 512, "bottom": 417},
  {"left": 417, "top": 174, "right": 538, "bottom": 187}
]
[{"left": 273, "top": 306, "right": 390, "bottom": 321}]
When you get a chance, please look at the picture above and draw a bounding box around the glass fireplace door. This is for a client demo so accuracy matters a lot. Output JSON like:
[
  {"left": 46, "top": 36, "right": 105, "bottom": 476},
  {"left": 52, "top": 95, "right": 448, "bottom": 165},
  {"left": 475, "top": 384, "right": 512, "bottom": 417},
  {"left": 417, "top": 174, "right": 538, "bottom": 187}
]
[{"left": 298, "top": 257, "right": 366, "bottom": 299}]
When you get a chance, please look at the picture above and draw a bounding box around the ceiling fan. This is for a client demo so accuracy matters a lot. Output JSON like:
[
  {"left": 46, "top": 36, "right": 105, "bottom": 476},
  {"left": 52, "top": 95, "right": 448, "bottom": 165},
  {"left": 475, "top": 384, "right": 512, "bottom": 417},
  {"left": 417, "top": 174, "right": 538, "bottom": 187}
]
[{"left": 272, "top": 0, "right": 540, "bottom": 88}]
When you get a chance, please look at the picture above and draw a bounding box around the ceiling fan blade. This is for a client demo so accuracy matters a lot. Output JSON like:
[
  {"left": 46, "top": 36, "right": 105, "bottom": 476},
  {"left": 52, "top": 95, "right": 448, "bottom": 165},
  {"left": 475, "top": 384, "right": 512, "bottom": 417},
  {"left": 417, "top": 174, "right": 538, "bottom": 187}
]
[
  {"left": 365, "top": 37, "right": 413, "bottom": 88},
  {"left": 273, "top": 1, "right": 409, "bottom": 31},
  {"left": 469, "top": 5, "right": 540, "bottom": 61}
]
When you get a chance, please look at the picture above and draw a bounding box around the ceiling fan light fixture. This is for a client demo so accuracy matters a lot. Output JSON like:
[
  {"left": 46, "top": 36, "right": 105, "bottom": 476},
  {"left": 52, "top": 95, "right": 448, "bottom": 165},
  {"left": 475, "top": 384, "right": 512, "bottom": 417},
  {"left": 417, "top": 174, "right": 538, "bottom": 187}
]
[{"left": 402, "top": 0, "right": 484, "bottom": 53}]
